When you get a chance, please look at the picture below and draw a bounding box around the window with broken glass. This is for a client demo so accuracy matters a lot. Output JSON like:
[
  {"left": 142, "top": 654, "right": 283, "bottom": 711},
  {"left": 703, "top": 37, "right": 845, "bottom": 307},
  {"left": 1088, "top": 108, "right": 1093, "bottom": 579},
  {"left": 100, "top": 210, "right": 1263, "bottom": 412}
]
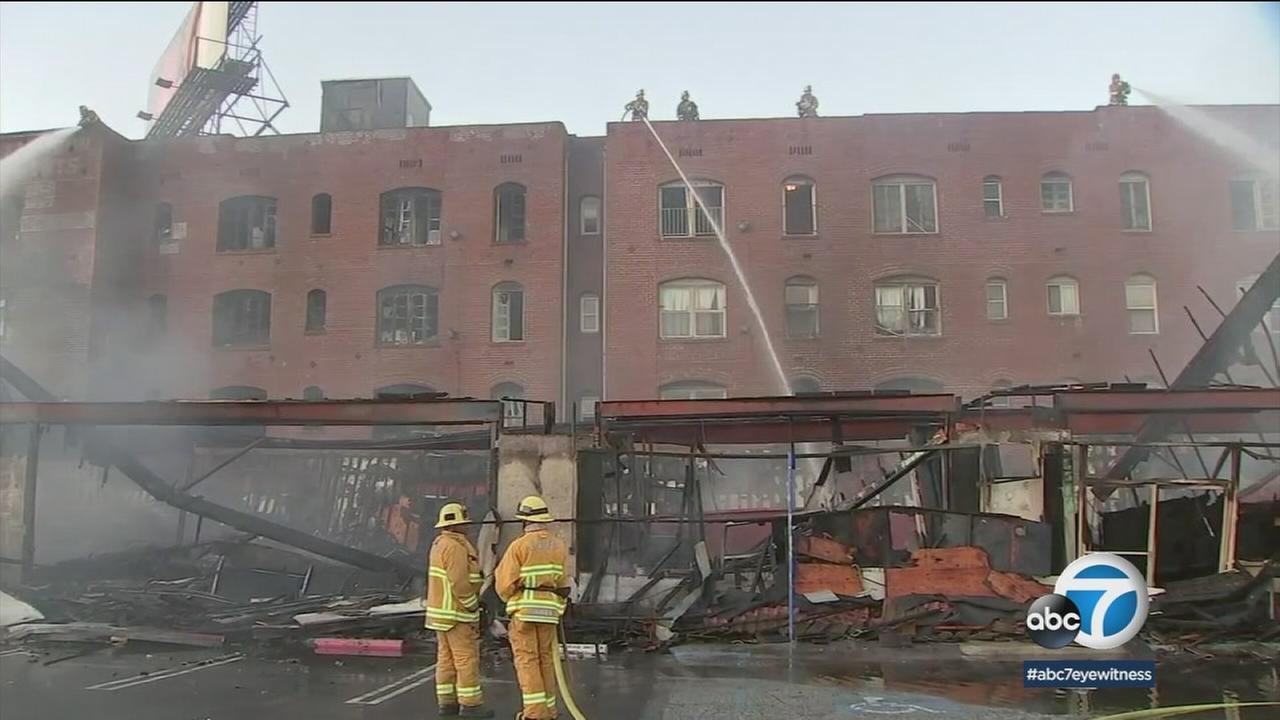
[
  {"left": 659, "top": 181, "right": 723, "bottom": 238},
  {"left": 874, "top": 280, "right": 940, "bottom": 336},
  {"left": 1230, "top": 178, "right": 1278, "bottom": 231},
  {"left": 495, "top": 183, "right": 527, "bottom": 243},
  {"left": 872, "top": 177, "right": 937, "bottom": 234},
  {"left": 377, "top": 285, "right": 438, "bottom": 345},
  {"left": 1119, "top": 173, "right": 1151, "bottom": 230},
  {"left": 659, "top": 279, "right": 726, "bottom": 338},
  {"left": 492, "top": 282, "right": 525, "bottom": 342},
  {"left": 217, "top": 196, "right": 277, "bottom": 251},
  {"left": 784, "top": 276, "right": 819, "bottom": 338},
  {"left": 379, "top": 188, "right": 441, "bottom": 246},
  {"left": 783, "top": 177, "right": 816, "bottom": 235},
  {"left": 212, "top": 289, "right": 271, "bottom": 347}
]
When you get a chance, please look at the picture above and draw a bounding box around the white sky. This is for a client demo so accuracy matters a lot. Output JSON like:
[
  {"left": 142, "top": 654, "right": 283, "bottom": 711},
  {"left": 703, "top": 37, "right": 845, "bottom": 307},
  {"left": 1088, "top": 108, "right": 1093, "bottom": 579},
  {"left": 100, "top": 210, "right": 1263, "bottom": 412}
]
[{"left": 1, "top": 2, "right": 1278, "bottom": 138}]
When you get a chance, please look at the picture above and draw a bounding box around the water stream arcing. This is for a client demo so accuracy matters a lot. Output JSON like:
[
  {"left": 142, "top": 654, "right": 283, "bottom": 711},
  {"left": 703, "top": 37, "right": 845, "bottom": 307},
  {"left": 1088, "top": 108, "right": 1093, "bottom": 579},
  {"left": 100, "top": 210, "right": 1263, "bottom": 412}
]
[
  {"left": 1135, "top": 88, "right": 1280, "bottom": 177},
  {"left": 0, "top": 126, "right": 78, "bottom": 193},
  {"left": 638, "top": 115, "right": 792, "bottom": 397}
]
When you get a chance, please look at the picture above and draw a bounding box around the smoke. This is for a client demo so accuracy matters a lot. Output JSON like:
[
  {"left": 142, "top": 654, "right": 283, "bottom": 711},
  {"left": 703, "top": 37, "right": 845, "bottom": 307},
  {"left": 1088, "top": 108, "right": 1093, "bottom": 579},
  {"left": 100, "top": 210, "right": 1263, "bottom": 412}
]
[
  {"left": 1135, "top": 88, "right": 1280, "bottom": 178},
  {"left": 0, "top": 127, "right": 77, "bottom": 193}
]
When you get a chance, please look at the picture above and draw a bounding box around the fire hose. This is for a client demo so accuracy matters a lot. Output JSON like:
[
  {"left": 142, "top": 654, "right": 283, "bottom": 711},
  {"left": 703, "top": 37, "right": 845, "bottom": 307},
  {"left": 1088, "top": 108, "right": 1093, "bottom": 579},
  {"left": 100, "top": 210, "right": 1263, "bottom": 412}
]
[{"left": 553, "top": 623, "right": 588, "bottom": 720}]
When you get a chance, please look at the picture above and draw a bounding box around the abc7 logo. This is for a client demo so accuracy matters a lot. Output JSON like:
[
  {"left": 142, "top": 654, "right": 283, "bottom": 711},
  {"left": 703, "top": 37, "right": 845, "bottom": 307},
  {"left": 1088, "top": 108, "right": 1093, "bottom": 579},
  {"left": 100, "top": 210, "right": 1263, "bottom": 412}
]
[{"left": 1026, "top": 553, "right": 1148, "bottom": 650}]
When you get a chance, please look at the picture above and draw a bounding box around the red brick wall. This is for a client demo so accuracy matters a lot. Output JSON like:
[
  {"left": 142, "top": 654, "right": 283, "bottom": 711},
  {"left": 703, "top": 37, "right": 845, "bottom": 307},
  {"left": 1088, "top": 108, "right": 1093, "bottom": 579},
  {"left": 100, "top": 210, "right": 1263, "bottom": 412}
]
[
  {"left": 603, "top": 106, "right": 1280, "bottom": 400},
  {"left": 126, "top": 124, "right": 568, "bottom": 402}
]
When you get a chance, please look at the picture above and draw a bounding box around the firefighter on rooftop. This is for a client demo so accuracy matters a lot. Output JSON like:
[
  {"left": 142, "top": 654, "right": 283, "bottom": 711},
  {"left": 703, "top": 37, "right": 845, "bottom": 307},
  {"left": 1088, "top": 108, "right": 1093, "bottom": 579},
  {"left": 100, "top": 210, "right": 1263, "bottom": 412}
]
[
  {"left": 496, "top": 495, "right": 571, "bottom": 720},
  {"left": 426, "top": 502, "right": 493, "bottom": 718}
]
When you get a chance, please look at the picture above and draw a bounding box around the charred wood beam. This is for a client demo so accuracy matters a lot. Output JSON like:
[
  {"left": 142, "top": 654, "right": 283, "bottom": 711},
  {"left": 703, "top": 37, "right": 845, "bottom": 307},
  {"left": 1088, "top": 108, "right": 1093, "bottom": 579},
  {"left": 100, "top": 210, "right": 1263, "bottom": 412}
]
[
  {"left": 0, "top": 354, "right": 418, "bottom": 578},
  {"left": 1106, "top": 252, "right": 1280, "bottom": 481}
]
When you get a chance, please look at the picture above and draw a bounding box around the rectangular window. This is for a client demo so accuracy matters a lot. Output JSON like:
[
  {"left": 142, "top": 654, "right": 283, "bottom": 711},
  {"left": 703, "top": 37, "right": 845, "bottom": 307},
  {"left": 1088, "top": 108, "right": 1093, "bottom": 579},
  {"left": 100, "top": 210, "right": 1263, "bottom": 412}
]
[
  {"left": 1231, "top": 179, "right": 1279, "bottom": 230},
  {"left": 580, "top": 294, "right": 600, "bottom": 333},
  {"left": 985, "top": 282, "right": 1008, "bottom": 320},
  {"left": 495, "top": 186, "right": 527, "bottom": 243},
  {"left": 1041, "top": 180, "right": 1073, "bottom": 212},
  {"left": 983, "top": 180, "right": 1003, "bottom": 218},
  {"left": 783, "top": 182, "right": 815, "bottom": 235},
  {"left": 875, "top": 282, "right": 939, "bottom": 336},
  {"left": 1047, "top": 283, "right": 1080, "bottom": 316},
  {"left": 218, "top": 197, "right": 277, "bottom": 251},
  {"left": 381, "top": 190, "right": 441, "bottom": 246},
  {"left": 873, "top": 181, "right": 937, "bottom": 234},
  {"left": 493, "top": 289, "right": 525, "bottom": 341},
  {"left": 213, "top": 292, "right": 271, "bottom": 347},
  {"left": 1120, "top": 178, "right": 1151, "bottom": 230},
  {"left": 784, "top": 283, "right": 819, "bottom": 338},
  {"left": 379, "top": 290, "right": 438, "bottom": 345},
  {"left": 660, "top": 184, "right": 723, "bottom": 238},
  {"left": 1125, "top": 283, "right": 1158, "bottom": 334},
  {"left": 580, "top": 197, "right": 601, "bottom": 235},
  {"left": 659, "top": 283, "right": 725, "bottom": 338},
  {"left": 579, "top": 395, "right": 599, "bottom": 420}
]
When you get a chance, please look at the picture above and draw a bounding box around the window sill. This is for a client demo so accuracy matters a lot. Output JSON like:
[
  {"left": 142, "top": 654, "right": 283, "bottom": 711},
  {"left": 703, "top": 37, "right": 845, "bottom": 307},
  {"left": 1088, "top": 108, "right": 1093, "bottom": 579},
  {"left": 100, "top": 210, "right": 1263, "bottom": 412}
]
[
  {"left": 310, "top": 233, "right": 332, "bottom": 239},
  {"left": 873, "top": 333, "right": 943, "bottom": 340},
  {"left": 658, "top": 336, "right": 730, "bottom": 343},
  {"left": 784, "top": 335, "right": 821, "bottom": 341},
  {"left": 304, "top": 330, "right": 326, "bottom": 336},
  {"left": 491, "top": 339, "right": 526, "bottom": 345},
  {"left": 871, "top": 231, "right": 939, "bottom": 237},
  {"left": 782, "top": 233, "right": 819, "bottom": 240},
  {"left": 1121, "top": 228, "right": 1153, "bottom": 234},
  {"left": 213, "top": 344, "right": 270, "bottom": 351},
  {"left": 984, "top": 215, "right": 1008, "bottom": 221},
  {"left": 1040, "top": 210, "right": 1075, "bottom": 216},
  {"left": 1129, "top": 331, "right": 1160, "bottom": 336},
  {"left": 377, "top": 243, "right": 442, "bottom": 250},
  {"left": 659, "top": 235, "right": 718, "bottom": 241},
  {"left": 1048, "top": 314, "right": 1082, "bottom": 320},
  {"left": 216, "top": 249, "right": 276, "bottom": 255},
  {"left": 376, "top": 341, "right": 443, "bottom": 349},
  {"left": 493, "top": 240, "right": 529, "bottom": 247},
  {"left": 986, "top": 317, "right": 1010, "bottom": 323}
]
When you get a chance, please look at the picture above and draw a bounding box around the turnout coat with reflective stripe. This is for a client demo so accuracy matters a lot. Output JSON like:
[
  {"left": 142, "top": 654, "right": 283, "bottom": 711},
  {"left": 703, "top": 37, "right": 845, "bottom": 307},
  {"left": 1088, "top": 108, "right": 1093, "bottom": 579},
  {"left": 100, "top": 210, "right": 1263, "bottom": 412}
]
[
  {"left": 496, "top": 528, "right": 569, "bottom": 623},
  {"left": 426, "top": 530, "right": 483, "bottom": 631}
]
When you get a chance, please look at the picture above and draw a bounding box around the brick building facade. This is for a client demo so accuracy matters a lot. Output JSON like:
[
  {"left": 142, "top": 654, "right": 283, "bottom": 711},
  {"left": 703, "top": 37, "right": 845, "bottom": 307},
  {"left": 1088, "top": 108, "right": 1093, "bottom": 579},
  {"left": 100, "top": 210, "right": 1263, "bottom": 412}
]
[{"left": 2, "top": 89, "right": 1277, "bottom": 410}]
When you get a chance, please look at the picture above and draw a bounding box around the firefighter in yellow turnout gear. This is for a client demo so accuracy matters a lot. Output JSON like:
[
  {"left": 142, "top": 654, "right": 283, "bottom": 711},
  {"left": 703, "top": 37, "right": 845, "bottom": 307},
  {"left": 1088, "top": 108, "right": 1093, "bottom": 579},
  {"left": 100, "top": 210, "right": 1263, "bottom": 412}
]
[
  {"left": 496, "top": 496, "right": 570, "bottom": 720},
  {"left": 426, "top": 503, "right": 494, "bottom": 718}
]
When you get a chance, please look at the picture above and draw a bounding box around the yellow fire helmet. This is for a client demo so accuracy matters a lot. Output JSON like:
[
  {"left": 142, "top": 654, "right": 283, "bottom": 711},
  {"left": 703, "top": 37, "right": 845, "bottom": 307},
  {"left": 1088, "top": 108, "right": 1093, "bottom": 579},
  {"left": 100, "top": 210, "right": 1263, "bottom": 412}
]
[
  {"left": 515, "top": 495, "right": 554, "bottom": 523},
  {"left": 434, "top": 502, "right": 470, "bottom": 529}
]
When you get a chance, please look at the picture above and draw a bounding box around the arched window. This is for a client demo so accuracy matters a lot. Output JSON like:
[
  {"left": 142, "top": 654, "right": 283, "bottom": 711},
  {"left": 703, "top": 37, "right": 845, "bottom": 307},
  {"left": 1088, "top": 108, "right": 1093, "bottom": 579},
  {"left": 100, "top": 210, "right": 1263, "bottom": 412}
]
[
  {"left": 302, "top": 386, "right": 324, "bottom": 401},
  {"left": 790, "top": 376, "right": 822, "bottom": 395},
  {"left": 491, "top": 382, "right": 525, "bottom": 425},
  {"left": 1229, "top": 176, "right": 1278, "bottom": 231},
  {"left": 1046, "top": 276, "right": 1080, "bottom": 316},
  {"left": 210, "top": 386, "right": 267, "bottom": 400},
  {"left": 659, "top": 381, "right": 727, "bottom": 400},
  {"left": 982, "top": 176, "right": 1003, "bottom": 218},
  {"left": 492, "top": 282, "right": 525, "bottom": 342},
  {"left": 784, "top": 275, "right": 819, "bottom": 338},
  {"left": 1119, "top": 172, "right": 1151, "bottom": 230},
  {"left": 579, "top": 195, "right": 601, "bottom": 235},
  {"left": 212, "top": 289, "right": 271, "bottom": 347},
  {"left": 659, "top": 278, "right": 725, "bottom": 338},
  {"left": 154, "top": 202, "right": 173, "bottom": 243},
  {"left": 579, "top": 292, "right": 600, "bottom": 334},
  {"left": 311, "top": 193, "right": 332, "bottom": 235},
  {"left": 377, "top": 285, "right": 438, "bottom": 345},
  {"left": 376, "top": 383, "right": 439, "bottom": 399},
  {"left": 495, "top": 183, "right": 527, "bottom": 243},
  {"left": 146, "top": 293, "right": 167, "bottom": 340},
  {"left": 305, "top": 289, "right": 327, "bottom": 333},
  {"left": 659, "top": 179, "right": 723, "bottom": 238},
  {"left": 783, "top": 176, "right": 816, "bottom": 235},
  {"left": 217, "top": 196, "right": 277, "bottom": 251},
  {"left": 380, "top": 188, "right": 441, "bottom": 246},
  {"left": 985, "top": 278, "right": 1008, "bottom": 320},
  {"left": 1040, "top": 172, "right": 1073, "bottom": 212},
  {"left": 874, "top": 276, "right": 940, "bottom": 336},
  {"left": 874, "top": 377, "right": 944, "bottom": 394},
  {"left": 1125, "top": 274, "right": 1158, "bottom": 334},
  {"left": 872, "top": 175, "right": 937, "bottom": 234}
]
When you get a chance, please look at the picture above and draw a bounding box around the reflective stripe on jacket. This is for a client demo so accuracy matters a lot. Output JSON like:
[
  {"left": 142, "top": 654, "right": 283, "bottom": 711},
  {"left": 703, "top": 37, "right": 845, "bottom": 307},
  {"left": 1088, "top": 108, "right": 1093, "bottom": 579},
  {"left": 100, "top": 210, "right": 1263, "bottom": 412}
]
[
  {"left": 495, "top": 528, "right": 570, "bottom": 624},
  {"left": 425, "top": 530, "right": 482, "bottom": 631}
]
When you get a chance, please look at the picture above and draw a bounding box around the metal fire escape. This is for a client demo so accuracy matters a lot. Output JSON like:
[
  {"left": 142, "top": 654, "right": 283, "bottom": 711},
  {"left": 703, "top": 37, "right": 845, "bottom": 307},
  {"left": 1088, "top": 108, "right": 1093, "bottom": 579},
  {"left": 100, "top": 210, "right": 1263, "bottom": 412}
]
[{"left": 144, "top": 1, "right": 288, "bottom": 139}]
